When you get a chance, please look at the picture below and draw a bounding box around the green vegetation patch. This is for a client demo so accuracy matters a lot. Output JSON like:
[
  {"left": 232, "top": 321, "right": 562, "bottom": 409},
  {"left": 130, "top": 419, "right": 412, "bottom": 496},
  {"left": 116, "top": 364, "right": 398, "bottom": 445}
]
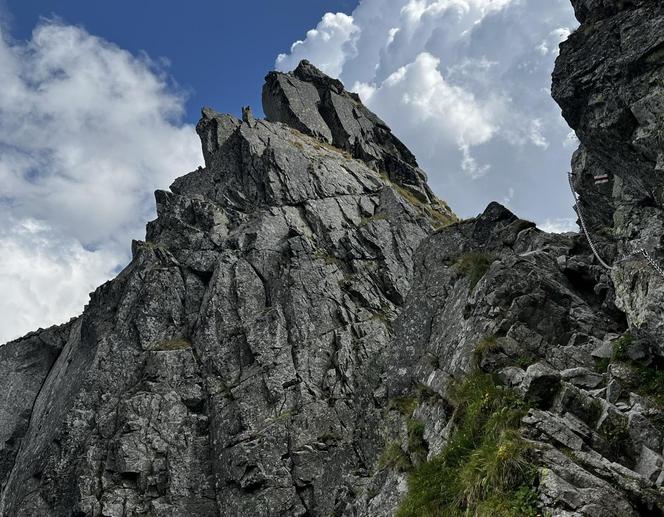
[
  {"left": 289, "top": 128, "right": 353, "bottom": 159},
  {"left": 313, "top": 249, "right": 346, "bottom": 268},
  {"left": 388, "top": 395, "right": 420, "bottom": 417},
  {"left": 359, "top": 213, "right": 391, "bottom": 226},
  {"left": 387, "top": 383, "right": 440, "bottom": 418},
  {"left": 407, "top": 418, "right": 428, "bottom": 466},
  {"left": 473, "top": 335, "right": 538, "bottom": 371},
  {"left": 378, "top": 171, "right": 457, "bottom": 229},
  {"left": 595, "top": 332, "right": 664, "bottom": 408},
  {"left": 156, "top": 338, "right": 192, "bottom": 351},
  {"left": 595, "top": 332, "right": 631, "bottom": 371},
  {"left": 595, "top": 355, "right": 611, "bottom": 373},
  {"left": 143, "top": 240, "right": 168, "bottom": 252},
  {"left": 637, "top": 365, "right": 664, "bottom": 407},
  {"left": 611, "top": 333, "right": 632, "bottom": 362},
  {"left": 456, "top": 252, "right": 495, "bottom": 291},
  {"left": 379, "top": 441, "right": 412, "bottom": 472},
  {"left": 598, "top": 414, "right": 630, "bottom": 454},
  {"left": 381, "top": 384, "right": 442, "bottom": 473},
  {"left": 396, "top": 372, "right": 539, "bottom": 517},
  {"left": 472, "top": 335, "right": 499, "bottom": 368},
  {"left": 514, "top": 353, "right": 538, "bottom": 369},
  {"left": 394, "top": 183, "right": 456, "bottom": 229}
]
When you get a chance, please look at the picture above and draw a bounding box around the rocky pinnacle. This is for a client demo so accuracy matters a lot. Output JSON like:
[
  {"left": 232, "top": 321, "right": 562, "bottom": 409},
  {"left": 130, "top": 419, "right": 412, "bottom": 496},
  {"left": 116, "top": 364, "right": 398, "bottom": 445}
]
[{"left": 1, "top": 2, "right": 664, "bottom": 515}]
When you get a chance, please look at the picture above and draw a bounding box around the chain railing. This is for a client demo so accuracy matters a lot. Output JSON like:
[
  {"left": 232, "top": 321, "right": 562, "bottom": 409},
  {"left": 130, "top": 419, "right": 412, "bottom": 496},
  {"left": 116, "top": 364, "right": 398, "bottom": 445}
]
[
  {"left": 567, "top": 172, "right": 664, "bottom": 280},
  {"left": 567, "top": 172, "right": 615, "bottom": 270}
]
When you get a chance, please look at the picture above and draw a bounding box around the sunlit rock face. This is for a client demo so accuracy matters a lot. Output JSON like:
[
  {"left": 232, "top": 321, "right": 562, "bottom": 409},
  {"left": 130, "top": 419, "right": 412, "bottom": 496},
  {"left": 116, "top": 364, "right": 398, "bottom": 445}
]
[{"left": 2, "top": 6, "right": 664, "bottom": 513}]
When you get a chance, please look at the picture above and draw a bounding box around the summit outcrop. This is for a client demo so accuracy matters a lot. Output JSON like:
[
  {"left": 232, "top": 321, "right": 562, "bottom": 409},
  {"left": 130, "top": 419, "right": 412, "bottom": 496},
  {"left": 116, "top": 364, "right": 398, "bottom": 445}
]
[{"left": 1, "top": 3, "right": 664, "bottom": 514}]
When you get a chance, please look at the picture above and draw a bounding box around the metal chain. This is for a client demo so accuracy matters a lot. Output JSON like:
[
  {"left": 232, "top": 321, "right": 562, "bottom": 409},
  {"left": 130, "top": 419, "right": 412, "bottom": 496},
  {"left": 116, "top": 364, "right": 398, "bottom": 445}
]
[
  {"left": 567, "top": 172, "right": 664, "bottom": 280},
  {"left": 642, "top": 249, "right": 664, "bottom": 280},
  {"left": 567, "top": 172, "right": 614, "bottom": 270},
  {"left": 613, "top": 249, "right": 644, "bottom": 265}
]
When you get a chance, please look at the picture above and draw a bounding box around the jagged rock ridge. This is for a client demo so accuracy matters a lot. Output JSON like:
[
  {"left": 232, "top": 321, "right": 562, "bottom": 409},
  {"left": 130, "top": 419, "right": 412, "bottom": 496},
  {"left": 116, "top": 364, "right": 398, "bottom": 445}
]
[
  {"left": 263, "top": 60, "right": 444, "bottom": 209},
  {"left": 0, "top": 2, "right": 663, "bottom": 515},
  {"left": 0, "top": 58, "right": 455, "bottom": 517}
]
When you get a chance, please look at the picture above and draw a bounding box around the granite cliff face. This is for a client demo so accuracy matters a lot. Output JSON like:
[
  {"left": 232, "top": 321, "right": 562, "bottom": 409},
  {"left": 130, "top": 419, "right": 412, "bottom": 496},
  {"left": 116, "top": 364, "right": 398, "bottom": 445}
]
[{"left": 1, "top": 2, "right": 664, "bottom": 515}]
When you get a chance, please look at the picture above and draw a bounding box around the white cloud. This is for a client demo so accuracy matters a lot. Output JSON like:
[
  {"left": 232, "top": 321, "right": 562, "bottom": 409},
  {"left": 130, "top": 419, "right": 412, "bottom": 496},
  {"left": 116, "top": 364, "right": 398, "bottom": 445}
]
[
  {"left": 0, "top": 20, "right": 201, "bottom": 343},
  {"left": 564, "top": 130, "right": 579, "bottom": 148},
  {"left": 353, "top": 52, "right": 497, "bottom": 177},
  {"left": 0, "top": 216, "right": 119, "bottom": 341},
  {"left": 276, "top": 13, "right": 359, "bottom": 79},
  {"left": 537, "top": 27, "right": 572, "bottom": 57},
  {"left": 539, "top": 217, "right": 578, "bottom": 234},
  {"left": 276, "top": 0, "right": 579, "bottom": 225},
  {"left": 460, "top": 144, "right": 491, "bottom": 178}
]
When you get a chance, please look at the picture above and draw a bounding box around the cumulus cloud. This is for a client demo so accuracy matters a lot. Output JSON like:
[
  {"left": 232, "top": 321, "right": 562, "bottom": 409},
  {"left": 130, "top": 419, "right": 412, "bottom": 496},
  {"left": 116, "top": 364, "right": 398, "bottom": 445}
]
[
  {"left": 537, "top": 27, "right": 572, "bottom": 56},
  {"left": 276, "top": 0, "right": 579, "bottom": 226},
  {"left": 0, "top": 217, "right": 119, "bottom": 340},
  {"left": 539, "top": 217, "right": 578, "bottom": 234},
  {"left": 276, "top": 13, "right": 359, "bottom": 79},
  {"left": 355, "top": 52, "right": 497, "bottom": 177},
  {"left": 0, "top": 20, "right": 201, "bottom": 343}
]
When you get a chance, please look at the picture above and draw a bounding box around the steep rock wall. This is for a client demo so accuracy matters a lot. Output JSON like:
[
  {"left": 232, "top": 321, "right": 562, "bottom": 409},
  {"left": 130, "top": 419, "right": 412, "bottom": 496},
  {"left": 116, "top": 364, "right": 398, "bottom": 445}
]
[{"left": 1, "top": 2, "right": 663, "bottom": 514}]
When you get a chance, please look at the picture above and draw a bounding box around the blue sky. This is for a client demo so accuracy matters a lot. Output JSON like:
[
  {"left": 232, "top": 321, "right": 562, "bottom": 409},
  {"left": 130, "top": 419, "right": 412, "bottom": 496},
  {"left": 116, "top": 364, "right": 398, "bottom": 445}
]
[
  {"left": 1, "top": 0, "right": 357, "bottom": 121},
  {"left": 0, "top": 0, "right": 579, "bottom": 342}
]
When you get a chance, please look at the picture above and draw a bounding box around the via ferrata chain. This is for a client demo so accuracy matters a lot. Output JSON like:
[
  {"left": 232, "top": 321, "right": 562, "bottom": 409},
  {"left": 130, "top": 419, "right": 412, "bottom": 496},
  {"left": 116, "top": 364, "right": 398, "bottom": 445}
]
[
  {"left": 567, "top": 172, "right": 664, "bottom": 280},
  {"left": 567, "top": 172, "right": 614, "bottom": 270}
]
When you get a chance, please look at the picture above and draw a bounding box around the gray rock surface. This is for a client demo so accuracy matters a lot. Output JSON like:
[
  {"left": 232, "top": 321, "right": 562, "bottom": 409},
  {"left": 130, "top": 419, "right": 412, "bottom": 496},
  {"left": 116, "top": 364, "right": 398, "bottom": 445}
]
[
  {"left": 553, "top": 0, "right": 664, "bottom": 355},
  {"left": 0, "top": 61, "right": 456, "bottom": 517},
  {"left": 1, "top": 2, "right": 664, "bottom": 514},
  {"left": 263, "top": 60, "right": 448, "bottom": 208},
  {"left": 0, "top": 323, "right": 72, "bottom": 493}
]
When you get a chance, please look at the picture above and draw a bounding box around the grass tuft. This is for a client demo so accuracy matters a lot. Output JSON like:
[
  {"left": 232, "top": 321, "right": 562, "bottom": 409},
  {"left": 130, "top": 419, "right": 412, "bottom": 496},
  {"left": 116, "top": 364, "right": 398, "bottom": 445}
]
[
  {"left": 156, "top": 338, "right": 192, "bottom": 351},
  {"left": 611, "top": 333, "right": 632, "bottom": 362},
  {"left": 407, "top": 419, "right": 428, "bottom": 465},
  {"left": 378, "top": 171, "right": 457, "bottom": 229},
  {"left": 599, "top": 414, "right": 630, "bottom": 454},
  {"left": 388, "top": 396, "right": 419, "bottom": 417},
  {"left": 379, "top": 441, "right": 412, "bottom": 472},
  {"left": 289, "top": 128, "right": 353, "bottom": 159},
  {"left": 359, "top": 213, "right": 391, "bottom": 226},
  {"left": 313, "top": 249, "right": 346, "bottom": 269},
  {"left": 396, "top": 372, "right": 539, "bottom": 517},
  {"left": 144, "top": 241, "right": 168, "bottom": 252},
  {"left": 472, "top": 335, "right": 499, "bottom": 368},
  {"left": 456, "top": 252, "right": 494, "bottom": 291},
  {"left": 595, "top": 332, "right": 664, "bottom": 408},
  {"left": 595, "top": 357, "right": 611, "bottom": 373},
  {"left": 637, "top": 366, "right": 664, "bottom": 407}
]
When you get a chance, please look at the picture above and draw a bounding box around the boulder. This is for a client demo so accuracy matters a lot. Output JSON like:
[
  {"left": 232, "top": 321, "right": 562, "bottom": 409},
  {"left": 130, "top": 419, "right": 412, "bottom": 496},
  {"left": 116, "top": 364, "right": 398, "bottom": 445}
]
[{"left": 520, "top": 363, "right": 562, "bottom": 408}]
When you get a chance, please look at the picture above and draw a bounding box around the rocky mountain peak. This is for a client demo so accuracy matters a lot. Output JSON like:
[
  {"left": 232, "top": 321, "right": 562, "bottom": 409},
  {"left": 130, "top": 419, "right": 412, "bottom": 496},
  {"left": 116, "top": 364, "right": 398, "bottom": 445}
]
[
  {"left": 263, "top": 60, "right": 436, "bottom": 204},
  {"left": 291, "top": 60, "right": 346, "bottom": 94},
  {"left": 1, "top": 3, "right": 664, "bottom": 516}
]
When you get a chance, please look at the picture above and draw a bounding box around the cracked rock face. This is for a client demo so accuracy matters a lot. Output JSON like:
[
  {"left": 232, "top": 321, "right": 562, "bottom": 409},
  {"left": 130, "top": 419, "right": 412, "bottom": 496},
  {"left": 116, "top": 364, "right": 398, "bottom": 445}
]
[
  {"left": 1, "top": 3, "right": 664, "bottom": 514},
  {"left": 0, "top": 61, "right": 455, "bottom": 517},
  {"left": 263, "top": 60, "right": 443, "bottom": 207},
  {"left": 553, "top": 0, "right": 664, "bottom": 355}
]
